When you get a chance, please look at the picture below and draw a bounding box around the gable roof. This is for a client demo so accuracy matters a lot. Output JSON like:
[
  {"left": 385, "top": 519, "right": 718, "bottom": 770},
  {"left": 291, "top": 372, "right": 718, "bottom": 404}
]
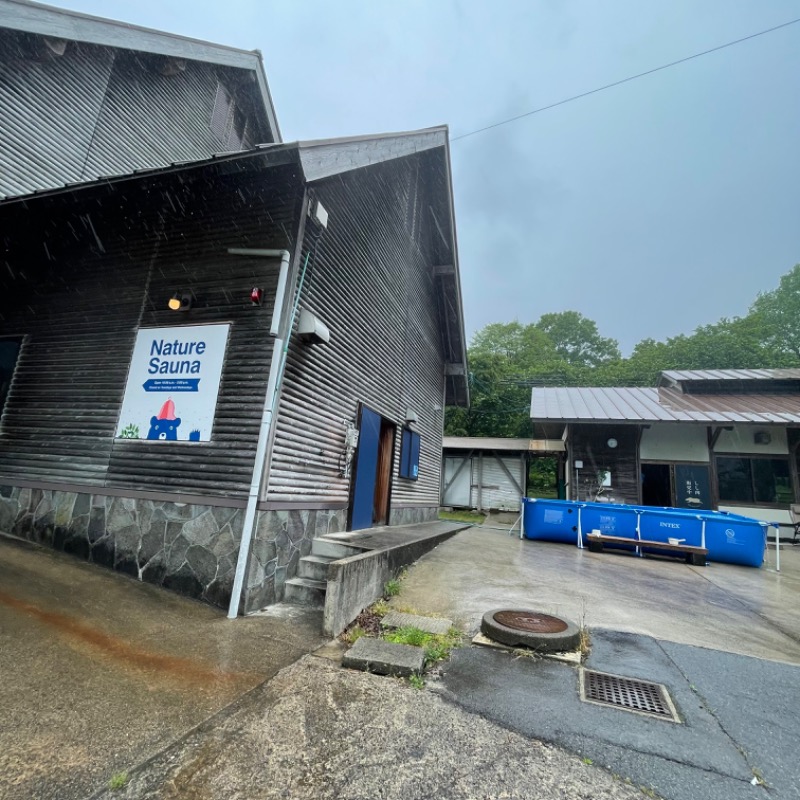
[
  {"left": 0, "top": 0, "right": 279, "bottom": 138},
  {"left": 660, "top": 369, "right": 800, "bottom": 383},
  {"left": 0, "top": 0, "right": 281, "bottom": 199},
  {"left": 531, "top": 385, "right": 800, "bottom": 425},
  {"left": 0, "top": 127, "right": 469, "bottom": 406}
]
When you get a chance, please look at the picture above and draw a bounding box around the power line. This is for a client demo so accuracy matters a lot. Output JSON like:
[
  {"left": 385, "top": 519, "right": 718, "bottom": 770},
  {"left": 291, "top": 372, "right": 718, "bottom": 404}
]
[{"left": 451, "top": 16, "right": 800, "bottom": 142}]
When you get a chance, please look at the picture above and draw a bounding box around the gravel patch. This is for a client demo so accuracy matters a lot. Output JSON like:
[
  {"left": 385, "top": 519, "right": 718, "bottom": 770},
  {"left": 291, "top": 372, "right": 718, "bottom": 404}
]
[{"left": 93, "top": 654, "right": 648, "bottom": 800}]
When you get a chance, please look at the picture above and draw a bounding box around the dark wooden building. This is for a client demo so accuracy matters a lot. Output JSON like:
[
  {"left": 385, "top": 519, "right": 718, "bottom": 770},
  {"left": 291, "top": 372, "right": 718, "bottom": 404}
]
[
  {"left": 531, "top": 370, "right": 800, "bottom": 529},
  {"left": 0, "top": 3, "right": 468, "bottom": 614},
  {"left": 0, "top": 0, "right": 280, "bottom": 198}
]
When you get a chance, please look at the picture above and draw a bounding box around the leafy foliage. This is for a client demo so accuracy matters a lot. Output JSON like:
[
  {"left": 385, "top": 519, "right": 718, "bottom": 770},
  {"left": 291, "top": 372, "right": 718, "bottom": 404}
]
[
  {"left": 446, "top": 264, "right": 800, "bottom": 439},
  {"left": 535, "top": 311, "right": 621, "bottom": 368},
  {"left": 751, "top": 264, "right": 800, "bottom": 359}
]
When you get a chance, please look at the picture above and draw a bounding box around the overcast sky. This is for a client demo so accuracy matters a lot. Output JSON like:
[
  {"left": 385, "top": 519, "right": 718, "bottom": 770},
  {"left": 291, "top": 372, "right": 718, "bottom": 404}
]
[{"left": 45, "top": 0, "right": 800, "bottom": 353}]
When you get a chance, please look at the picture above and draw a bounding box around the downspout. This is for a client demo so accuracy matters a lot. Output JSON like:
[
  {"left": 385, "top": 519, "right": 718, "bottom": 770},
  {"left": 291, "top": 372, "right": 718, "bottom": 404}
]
[{"left": 225, "top": 247, "right": 293, "bottom": 619}]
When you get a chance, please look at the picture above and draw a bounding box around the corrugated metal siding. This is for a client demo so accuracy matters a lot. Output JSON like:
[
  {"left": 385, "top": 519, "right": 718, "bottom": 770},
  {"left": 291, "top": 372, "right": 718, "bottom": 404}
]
[
  {"left": 473, "top": 455, "right": 525, "bottom": 511},
  {"left": 82, "top": 54, "right": 265, "bottom": 179},
  {"left": 0, "top": 160, "right": 304, "bottom": 496},
  {"left": 0, "top": 29, "right": 272, "bottom": 199},
  {"left": 267, "top": 150, "right": 450, "bottom": 510},
  {"left": 441, "top": 456, "right": 471, "bottom": 507},
  {"left": 0, "top": 35, "right": 114, "bottom": 197}
]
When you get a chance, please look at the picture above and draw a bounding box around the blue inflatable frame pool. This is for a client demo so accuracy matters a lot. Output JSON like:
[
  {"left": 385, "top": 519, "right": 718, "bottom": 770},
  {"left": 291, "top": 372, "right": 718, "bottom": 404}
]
[{"left": 522, "top": 498, "right": 776, "bottom": 567}]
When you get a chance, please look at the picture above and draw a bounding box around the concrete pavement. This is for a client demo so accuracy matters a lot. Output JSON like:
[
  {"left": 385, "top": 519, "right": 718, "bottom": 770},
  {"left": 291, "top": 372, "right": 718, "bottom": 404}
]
[
  {"left": 395, "top": 528, "right": 800, "bottom": 799},
  {"left": 6, "top": 524, "right": 800, "bottom": 799},
  {"left": 0, "top": 535, "right": 328, "bottom": 800},
  {"left": 396, "top": 528, "right": 800, "bottom": 664},
  {"left": 93, "top": 654, "right": 645, "bottom": 800}
]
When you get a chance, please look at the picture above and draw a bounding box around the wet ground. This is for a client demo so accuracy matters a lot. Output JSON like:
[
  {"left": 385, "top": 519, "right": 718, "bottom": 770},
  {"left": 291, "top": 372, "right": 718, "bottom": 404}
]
[
  {"left": 393, "top": 528, "right": 800, "bottom": 798},
  {"left": 0, "top": 535, "right": 327, "bottom": 800},
  {"left": 6, "top": 526, "right": 800, "bottom": 799},
  {"left": 93, "top": 654, "right": 645, "bottom": 800},
  {"left": 436, "top": 630, "right": 800, "bottom": 800},
  {"left": 397, "top": 527, "right": 800, "bottom": 664}
]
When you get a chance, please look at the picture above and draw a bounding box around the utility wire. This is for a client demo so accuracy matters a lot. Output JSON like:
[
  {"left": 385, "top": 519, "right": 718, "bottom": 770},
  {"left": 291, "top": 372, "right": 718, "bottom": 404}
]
[{"left": 451, "top": 16, "right": 800, "bottom": 142}]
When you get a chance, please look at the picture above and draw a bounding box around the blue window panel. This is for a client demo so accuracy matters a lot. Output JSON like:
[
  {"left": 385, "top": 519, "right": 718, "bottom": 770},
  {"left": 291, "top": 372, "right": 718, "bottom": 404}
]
[{"left": 400, "top": 428, "right": 420, "bottom": 480}]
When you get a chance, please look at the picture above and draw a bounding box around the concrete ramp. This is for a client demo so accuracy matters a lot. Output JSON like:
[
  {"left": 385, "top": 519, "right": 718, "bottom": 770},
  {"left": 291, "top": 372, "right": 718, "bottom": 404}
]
[{"left": 320, "top": 521, "right": 467, "bottom": 636}]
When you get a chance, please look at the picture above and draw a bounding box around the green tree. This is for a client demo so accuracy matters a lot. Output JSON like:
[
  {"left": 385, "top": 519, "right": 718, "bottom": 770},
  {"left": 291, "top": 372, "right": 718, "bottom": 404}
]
[
  {"left": 750, "top": 264, "right": 800, "bottom": 361},
  {"left": 445, "top": 319, "right": 605, "bottom": 437},
  {"left": 534, "top": 311, "right": 621, "bottom": 368}
]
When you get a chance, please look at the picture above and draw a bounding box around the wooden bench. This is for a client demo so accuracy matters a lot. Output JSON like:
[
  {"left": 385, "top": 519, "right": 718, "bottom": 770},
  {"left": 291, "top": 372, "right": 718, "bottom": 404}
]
[{"left": 586, "top": 534, "right": 708, "bottom": 566}]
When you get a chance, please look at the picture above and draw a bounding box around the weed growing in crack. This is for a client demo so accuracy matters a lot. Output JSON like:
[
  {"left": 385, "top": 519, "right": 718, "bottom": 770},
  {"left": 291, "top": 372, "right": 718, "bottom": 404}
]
[
  {"left": 408, "top": 674, "right": 425, "bottom": 690},
  {"left": 108, "top": 772, "right": 129, "bottom": 791}
]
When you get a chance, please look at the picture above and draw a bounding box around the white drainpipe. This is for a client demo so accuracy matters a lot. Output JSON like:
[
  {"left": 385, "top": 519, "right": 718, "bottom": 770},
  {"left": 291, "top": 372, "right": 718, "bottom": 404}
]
[{"left": 226, "top": 248, "right": 291, "bottom": 619}]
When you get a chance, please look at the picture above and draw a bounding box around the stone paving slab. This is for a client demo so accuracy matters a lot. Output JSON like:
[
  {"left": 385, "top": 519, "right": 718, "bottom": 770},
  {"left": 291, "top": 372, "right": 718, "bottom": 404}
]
[
  {"left": 381, "top": 611, "right": 453, "bottom": 635},
  {"left": 342, "top": 637, "right": 425, "bottom": 677},
  {"left": 471, "top": 631, "right": 582, "bottom": 664}
]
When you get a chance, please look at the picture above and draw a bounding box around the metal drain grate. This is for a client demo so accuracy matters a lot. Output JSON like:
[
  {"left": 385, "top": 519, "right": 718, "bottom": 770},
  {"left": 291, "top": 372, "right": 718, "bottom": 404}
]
[{"left": 580, "top": 669, "right": 681, "bottom": 722}]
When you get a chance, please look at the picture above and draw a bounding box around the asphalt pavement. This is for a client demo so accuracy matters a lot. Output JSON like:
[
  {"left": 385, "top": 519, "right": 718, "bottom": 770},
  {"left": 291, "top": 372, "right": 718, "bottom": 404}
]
[{"left": 434, "top": 630, "right": 800, "bottom": 799}]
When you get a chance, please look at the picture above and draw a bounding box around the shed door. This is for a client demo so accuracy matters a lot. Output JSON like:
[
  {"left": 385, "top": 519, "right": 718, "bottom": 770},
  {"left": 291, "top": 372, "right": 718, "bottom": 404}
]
[{"left": 442, "top": 456, "right": 471, "bottom": 507}]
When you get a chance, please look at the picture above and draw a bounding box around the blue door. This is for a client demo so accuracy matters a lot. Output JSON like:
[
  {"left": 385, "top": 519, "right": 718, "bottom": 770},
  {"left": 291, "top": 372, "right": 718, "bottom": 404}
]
[{"left": 351, "top": 406, "right": 381, "bottom": 530}]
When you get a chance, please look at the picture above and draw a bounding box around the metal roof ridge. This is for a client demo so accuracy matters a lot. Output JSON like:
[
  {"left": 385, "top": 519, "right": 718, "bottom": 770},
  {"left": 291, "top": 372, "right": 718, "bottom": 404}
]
[
  {"left": 296, "top": 126, "right": 449, "bottom": 150},
  {"left": 1, "top": 0, "right": 265, "bottom": 62}
]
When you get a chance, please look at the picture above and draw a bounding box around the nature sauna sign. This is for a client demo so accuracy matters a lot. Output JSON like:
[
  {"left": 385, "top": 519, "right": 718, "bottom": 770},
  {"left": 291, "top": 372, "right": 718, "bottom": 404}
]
[{"left": 116, "top": 324, "right": 230, "bottom": 442}]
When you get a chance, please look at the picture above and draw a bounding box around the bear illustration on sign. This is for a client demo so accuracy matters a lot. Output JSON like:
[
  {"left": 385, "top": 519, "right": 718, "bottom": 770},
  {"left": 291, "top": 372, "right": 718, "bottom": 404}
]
[{"left": 147, "top": 398, "right": 201, "bottom": 441}]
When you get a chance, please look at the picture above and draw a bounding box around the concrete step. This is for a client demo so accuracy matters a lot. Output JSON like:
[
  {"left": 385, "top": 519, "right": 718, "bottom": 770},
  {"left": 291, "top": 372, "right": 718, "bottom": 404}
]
[
  {"left": 342, "top": 637, "right": 425, "bottom": 677},
  {"left": 310, "top": 538, "right": 363, "bottom": 560},
  {"left": 298, "top": 554, "right": 336, "bottom": 582},
  {"left": 381, "top": 611, "right": 453, "bottom": 635},
  {"left": 284, "top": 577, "right": 327, "bottom": 607}
]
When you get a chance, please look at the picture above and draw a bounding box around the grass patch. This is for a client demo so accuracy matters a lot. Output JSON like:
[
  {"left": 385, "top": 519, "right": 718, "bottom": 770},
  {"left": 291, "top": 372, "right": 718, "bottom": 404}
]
[
  {"left": 408, "top": 674, "right": 425, "bottom": 690},
  {"left": 108, "top": 772, "right": 129, "bottom": 791},
  {"left": 383, "top": 568, "right": 407, "bottom": 598},
  {"left": 579, "top": 626, "right": 591, "bottom": 658},
  {"left": 384, "top": 578, "right": 401, "bottom": 597},
  {"left": 343, "top": 625, "right": 367, "bottom": 644},
  {"left": 382, "top": 625, "right": 462, "bottom": 666},
  {"left": 371, "top": 599, "right": 391, "bottom": 617},
  {"left": 438, "top": 509, "right": 486, "bottom": 525}
]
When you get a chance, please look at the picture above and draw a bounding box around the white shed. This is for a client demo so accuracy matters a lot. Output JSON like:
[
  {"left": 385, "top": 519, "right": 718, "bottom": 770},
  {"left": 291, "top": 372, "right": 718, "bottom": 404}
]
[{"left": 441, "top": 437, "right": 565, "bottom": 512}]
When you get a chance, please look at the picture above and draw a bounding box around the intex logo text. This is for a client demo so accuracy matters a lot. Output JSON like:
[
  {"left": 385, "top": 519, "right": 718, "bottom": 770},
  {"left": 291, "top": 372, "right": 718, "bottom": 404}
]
[{"left": 659, "top": 522, "right": 681, "bottom": 529}]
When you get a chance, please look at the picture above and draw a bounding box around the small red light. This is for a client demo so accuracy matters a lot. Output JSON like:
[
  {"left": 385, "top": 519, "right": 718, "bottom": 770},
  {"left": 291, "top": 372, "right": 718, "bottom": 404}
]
[{"left": 250, "top": 287, "right": 262, "bottom": 305}]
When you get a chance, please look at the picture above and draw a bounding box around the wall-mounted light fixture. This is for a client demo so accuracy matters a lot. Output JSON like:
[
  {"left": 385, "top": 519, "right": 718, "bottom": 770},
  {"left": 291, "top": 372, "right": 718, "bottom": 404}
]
[
  {"left": 298, "top": 309, "right": 330, "bottom": 344},
  {"left": 250, "top": 287, "right": 263, "bottom": 306},
  {"left": 168, "top": 293, "right": 192, "bottom": 312},
  {"left": 607, "top": 438, "right": 618, "bottom": 449}
]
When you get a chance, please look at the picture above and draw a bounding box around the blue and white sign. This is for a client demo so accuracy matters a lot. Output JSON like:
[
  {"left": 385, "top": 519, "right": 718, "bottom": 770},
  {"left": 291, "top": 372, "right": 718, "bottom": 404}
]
[{"left": 116, "top": 324, "right": 230, "bottom": 442}]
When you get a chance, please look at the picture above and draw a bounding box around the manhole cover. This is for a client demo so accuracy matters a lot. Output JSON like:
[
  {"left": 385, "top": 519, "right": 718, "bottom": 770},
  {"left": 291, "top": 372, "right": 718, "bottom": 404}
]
[
  {"left": 480, "top": 609, "right": 580, "bottom": 652},
  {"left": 580, "top": 668, "right": 681, "bottom": 722},
  {"left": 493, "top": 611, "right": 568, "bottom": 634}
]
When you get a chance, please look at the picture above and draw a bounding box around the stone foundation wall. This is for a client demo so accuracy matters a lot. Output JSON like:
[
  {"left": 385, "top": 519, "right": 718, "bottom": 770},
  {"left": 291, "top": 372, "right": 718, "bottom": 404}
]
[
  {"left": 0, "top": 484, "right": 243, "bottom": 608},
  {"left": 0, "top": 484, "right": 436, "bottom": 613},
  {"left": 242, "top": 508, "right": 348, "bottom": 613}
]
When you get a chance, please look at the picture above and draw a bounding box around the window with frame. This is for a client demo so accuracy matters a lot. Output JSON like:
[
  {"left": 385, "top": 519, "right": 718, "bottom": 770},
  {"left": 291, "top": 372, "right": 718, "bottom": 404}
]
[
  {"left": 399, "top": 428, "right": 420, "bottom": 480},
  {"left": 716, "top": 456, "right": 794, "bottom": 505}
]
